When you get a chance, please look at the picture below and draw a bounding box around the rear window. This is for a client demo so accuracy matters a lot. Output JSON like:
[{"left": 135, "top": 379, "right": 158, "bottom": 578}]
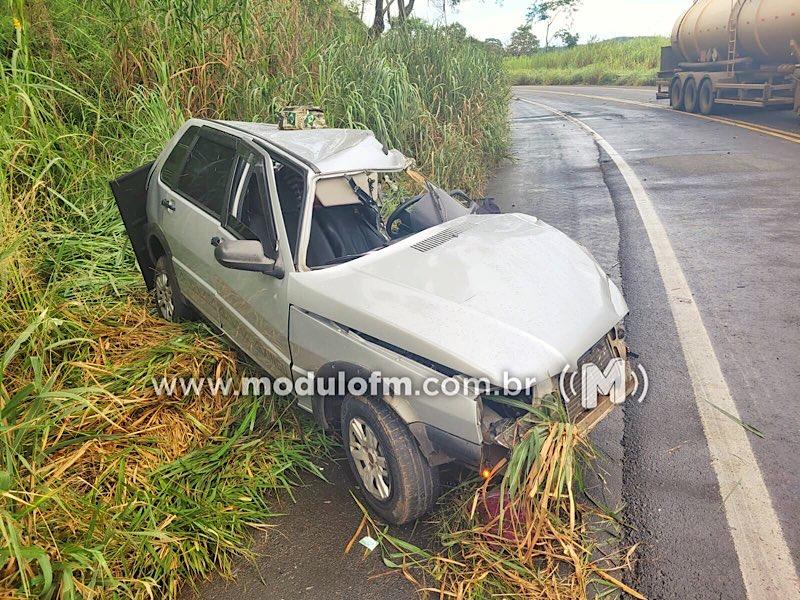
[{"left": 173, "top": 133, "right": 237, "bottom": 216}]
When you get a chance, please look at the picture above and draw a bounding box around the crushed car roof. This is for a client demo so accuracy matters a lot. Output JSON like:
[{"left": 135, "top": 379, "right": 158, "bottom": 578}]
[{"left": 217, "top": 120, "right": 412, "bottom": 175}]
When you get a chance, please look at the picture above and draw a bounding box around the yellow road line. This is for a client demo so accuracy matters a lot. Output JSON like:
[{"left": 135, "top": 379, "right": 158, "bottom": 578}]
[{"left": 523, "top": 88, "right": 800, "bottom": 145}]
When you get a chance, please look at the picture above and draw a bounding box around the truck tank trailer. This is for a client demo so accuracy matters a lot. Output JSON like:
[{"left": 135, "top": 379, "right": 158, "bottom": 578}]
[{"left": 657, "top": 0, "right": 800, "bottom": 117}]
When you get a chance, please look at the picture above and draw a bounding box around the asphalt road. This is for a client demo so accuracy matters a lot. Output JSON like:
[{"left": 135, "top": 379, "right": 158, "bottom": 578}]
[
  {"left": 489, "top": 86, "right": 800, "bottom": 599},
  {"left": 187, "top": 87, "right": 800, "bottom": 599},
  {"left": 183, "top": 450, "right": 425, "bottom": 600}
]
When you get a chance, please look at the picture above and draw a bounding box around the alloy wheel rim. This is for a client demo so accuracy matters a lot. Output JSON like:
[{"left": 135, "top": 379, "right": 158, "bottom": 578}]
[
  {"left": 349, "top": 417, "right": 391, "bottom": 501},
  {"left": 154, "top": 272, "right": 174, "bottom": 320}
]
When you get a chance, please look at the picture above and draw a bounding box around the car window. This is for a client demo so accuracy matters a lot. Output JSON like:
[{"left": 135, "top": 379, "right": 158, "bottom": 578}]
[
  {"left": 161, "top": 126, "right": 199, "bottom": 188},
  {"left": 272, "top": 157, "right": 306, "bottom": 259},
  {"left": 228, "top": 163, "right": 278, "bottom": 259},
  {"left": 174, "top": 133, "right": 237, "bottom": 216}
]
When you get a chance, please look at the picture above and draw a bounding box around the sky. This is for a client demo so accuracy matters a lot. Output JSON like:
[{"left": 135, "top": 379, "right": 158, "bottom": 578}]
[{"left": 364, "top": 0, "right": 689, "bottom": 44}]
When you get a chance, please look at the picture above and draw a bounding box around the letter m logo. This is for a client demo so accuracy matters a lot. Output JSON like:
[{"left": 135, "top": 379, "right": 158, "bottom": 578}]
[{"left": 581, "top": 358, "right": 627, "bottom": 408}]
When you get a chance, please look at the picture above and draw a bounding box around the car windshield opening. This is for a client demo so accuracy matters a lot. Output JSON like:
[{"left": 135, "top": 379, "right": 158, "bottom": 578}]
[{"left": 306, "top": 173, "right": 472, "bottom": 268}]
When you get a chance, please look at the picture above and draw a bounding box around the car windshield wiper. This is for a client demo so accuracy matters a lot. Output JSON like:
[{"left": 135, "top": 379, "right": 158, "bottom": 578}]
[
  {"left": 323, "top": 244, "right": 389, "bottom": 266},
  {"left": 424, "top": 180, "right": 445, "bottom": 222}
]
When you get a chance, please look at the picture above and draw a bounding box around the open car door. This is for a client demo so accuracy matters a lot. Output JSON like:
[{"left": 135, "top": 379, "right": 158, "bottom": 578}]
[{"left": 110, "top": 162, "right": 156, "bottom": 289}]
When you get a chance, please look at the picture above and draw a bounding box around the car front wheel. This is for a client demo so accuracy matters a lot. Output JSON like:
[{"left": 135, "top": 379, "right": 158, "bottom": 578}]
[{"left": 341, "top": 394, "right": 439, "bottom": 525}]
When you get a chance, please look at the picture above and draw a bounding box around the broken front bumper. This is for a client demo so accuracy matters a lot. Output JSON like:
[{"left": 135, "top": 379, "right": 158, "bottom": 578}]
[
  {"left": 408, "top": 329, "right": 635, "bottom": 471},
  {"left": 481, "top": 328, "right": 634, "bottom": 453}
]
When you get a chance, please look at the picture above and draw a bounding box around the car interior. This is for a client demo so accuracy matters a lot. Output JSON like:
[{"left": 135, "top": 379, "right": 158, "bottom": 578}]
[
  {"left": 305, "top": 176, "right": 486, "bottom": 268},
  {"left": 258, "top": 165, "right": 484, "bottom": 269},
  {"left": 307, "top": 175, "right": 387, "bottom": 267},
  {"left": 272, "top": 161, "right": 305, "bottom": 257},
  {"left": 237, "top": 171, "right": 277, "bottom": 259},
  {"left": 243, "top": 161, "right": 388, "bottom": 269}
]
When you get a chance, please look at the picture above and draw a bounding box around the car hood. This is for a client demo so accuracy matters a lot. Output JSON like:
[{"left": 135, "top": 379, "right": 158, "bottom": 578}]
[{"left": 290, "top": 213, "right": 628, "bottom": 387}]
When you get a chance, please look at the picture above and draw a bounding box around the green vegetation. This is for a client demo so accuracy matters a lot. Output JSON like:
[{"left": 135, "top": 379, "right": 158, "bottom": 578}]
[
  {"left": 508, "top": 24, "right": 541, "bottom": 57},
  {"left": 0, "top": 0, "right": 508, "bottom": 597},
  {"left": 505, "top": 36, "right": 667, "bottom": 86}
]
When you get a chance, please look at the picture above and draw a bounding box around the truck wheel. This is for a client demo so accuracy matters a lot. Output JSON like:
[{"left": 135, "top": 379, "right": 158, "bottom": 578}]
[
  {"left": 698, "top": 78, "right": 715, "bottom": 115},
  {"left": 683, "top": 78, "right": 699, "bottom": 113},
  {"left": 153, "top": 255, "right": 193, "bottom": 322},
  {"left": 670, "top": 78, "right": 684, "bottom": 110},
  {"left": 341, "top": 394, "right": 439, "bottom": 525}
]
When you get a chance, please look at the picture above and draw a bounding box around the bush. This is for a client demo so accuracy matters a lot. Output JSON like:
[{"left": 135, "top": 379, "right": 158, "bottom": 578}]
[{"left": 0, "top": 0, "right": 509, "bottom": 597}]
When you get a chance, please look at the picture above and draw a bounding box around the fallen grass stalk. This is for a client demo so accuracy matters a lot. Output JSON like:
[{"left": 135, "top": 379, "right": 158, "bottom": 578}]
[{"left": 348, "top": 397, "right": 643, "bottom": 599}]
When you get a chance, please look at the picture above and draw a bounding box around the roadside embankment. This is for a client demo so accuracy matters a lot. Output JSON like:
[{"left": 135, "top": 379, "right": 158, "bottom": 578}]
[
  {"left": 505, "top": 37, "right": 667, "bottom": 86},
  {"left": 0, "top": 1, "right": 508, "bottom": 597}
]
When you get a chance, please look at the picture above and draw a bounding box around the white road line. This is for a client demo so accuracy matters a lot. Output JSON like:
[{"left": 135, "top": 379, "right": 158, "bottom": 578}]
[{"left": 516, "top": 96, "right": 800, "bottom": 599}]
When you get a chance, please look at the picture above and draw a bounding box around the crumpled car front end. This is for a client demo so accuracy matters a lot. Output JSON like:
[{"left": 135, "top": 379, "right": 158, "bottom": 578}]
[
  {"left": 291, "top": 210, "right": 635, "bottom": 466},
  {"left": 478, "top": 322, "right": 635, "bottom": 463}
]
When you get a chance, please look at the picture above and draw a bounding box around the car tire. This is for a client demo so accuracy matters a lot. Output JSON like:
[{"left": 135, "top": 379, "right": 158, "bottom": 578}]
[
  {"left": 683, "top": 78, "right": 699, "bottom": 113},
  {"left": 670, "top": 78, "right": 684, "bottom": 110},
  {"left": 153, "top": 254, "right": 193, "bottom": 322},
  {"left": 697, "top": 78, "right": 715, "bottom": 116},
  {"left": 341, "top": 394, "right": 439, "bottom": 525}
]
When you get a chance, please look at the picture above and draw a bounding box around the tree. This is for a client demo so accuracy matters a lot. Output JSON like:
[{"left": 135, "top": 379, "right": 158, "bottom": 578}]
[
  {"left": 370, "top": 0, "right": 464, "bottom": 35},
  {"left": 555, "top": 28, "right": 579, "bottom": 48},
  {"left": 526, "top": 0, "right": 581, "bottom": 52},
  {"left": 507, "top": 24, "right": 539, "bottom": 57},
  {"left": 371, "top": 0, "right": 417, "bottom": 35},
  {"left": 483, "top": 37, "right": 504, "bottom": 54},
  {"left": 442, "top": 22, "right": 467, "bottom": 40}
]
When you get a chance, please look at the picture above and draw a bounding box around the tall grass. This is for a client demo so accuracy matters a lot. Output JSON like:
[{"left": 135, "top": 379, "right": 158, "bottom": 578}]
[
  {"left": 505, "top": 36, "right": 667, "bottom": 86},
  {"left": 0, "top": 0, "right": 508, "bottom": 597}
]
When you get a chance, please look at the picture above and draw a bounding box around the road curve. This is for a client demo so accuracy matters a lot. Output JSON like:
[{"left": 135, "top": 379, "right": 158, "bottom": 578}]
[{"left": 488, "top": 86, "right": 800, "bottom": 599}]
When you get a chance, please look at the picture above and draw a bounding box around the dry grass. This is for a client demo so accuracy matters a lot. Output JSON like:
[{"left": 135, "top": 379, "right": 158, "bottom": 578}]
[
  {"left": 349, "top": 398, "right": 642, "bottom": 599},
  {"left": 0, "top": 294, "right": 329, "bottom": 597}
]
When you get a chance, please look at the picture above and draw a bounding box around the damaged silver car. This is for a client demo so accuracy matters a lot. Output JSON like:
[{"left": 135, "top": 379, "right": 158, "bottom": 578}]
[{"left": 111, "top": 118, "right": 633, "bottom": 524}]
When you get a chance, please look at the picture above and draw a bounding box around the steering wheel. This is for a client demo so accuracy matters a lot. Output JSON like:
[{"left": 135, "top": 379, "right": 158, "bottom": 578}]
[{"left": 385, "top": 195, "right": 422, "bottom": 240}]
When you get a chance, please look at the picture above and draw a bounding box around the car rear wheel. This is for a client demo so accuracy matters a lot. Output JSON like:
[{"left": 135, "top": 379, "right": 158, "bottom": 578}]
[
  {"left": 697, "top": 78, "right": 715, "bottom": 116},
  {"left": 153, "top": 255, "right": 193, "bottom": 322},
  {"left": 683, "top": 78, "right": 699, "bottom": 113},
  {"left": 670, "top": 78, "right": 684, "bottom": 110},
  {"left": 341, "top": 394, "right": 439, "bottom": 524}
]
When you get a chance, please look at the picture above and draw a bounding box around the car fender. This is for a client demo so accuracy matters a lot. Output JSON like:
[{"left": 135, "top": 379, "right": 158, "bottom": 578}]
[
  {"left": 313, "top": 360, "right": 418, "bottom": 433},
  {"left": 288, "top": 306, "right": 483, "bottom": 446}
]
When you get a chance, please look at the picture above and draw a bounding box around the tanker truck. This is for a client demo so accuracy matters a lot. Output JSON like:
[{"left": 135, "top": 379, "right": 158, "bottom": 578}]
[{"left": 657, "top": 0, "right": 800, "bottom": 117}]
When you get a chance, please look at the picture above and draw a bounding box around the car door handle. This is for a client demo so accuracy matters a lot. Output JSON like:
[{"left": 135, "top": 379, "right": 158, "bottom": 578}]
[
  {"left": 160, "top": 197, "right": 176, "bottom": 211},
  {"left": 210, "top": 236, "right": 221, "bottom": 247}
]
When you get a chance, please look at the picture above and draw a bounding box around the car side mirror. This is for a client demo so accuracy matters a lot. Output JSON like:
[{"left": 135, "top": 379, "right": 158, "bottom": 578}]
[{"left": 214, "top": 239, "right": 284, "bottom": 278}]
